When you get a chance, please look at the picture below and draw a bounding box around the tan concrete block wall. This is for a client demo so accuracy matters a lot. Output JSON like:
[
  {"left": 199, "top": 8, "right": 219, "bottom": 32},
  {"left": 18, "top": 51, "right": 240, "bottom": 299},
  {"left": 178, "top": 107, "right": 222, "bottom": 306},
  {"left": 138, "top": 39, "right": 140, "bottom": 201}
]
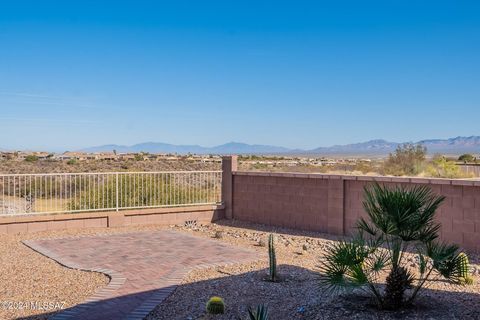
[
  {"left": 233, "top": 173, "right": 333, "bottom": 233},
  {"left": 232, "top": 172, "right": 480, "bottom": 252},
  {"left": 343, "top": 179, "right": 480, "bottom": 252}
]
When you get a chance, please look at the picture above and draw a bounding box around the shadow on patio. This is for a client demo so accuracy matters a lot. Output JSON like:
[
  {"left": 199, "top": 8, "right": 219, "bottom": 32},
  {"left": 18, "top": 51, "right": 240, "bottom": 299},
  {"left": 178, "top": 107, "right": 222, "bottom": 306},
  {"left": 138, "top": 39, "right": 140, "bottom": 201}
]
[{"left": 15, "top": 264, "right": 480, "bottom": 320}]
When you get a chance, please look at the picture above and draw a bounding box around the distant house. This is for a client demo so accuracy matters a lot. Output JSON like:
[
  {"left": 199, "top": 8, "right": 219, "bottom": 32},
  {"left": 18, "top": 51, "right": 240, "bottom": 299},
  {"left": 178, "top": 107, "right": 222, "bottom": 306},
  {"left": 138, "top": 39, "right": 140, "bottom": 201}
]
[
  {"left": 97, "top": 153, "right": 117, "bottom": 161},
  {"left": 17, "top": 152, "right": 29, "bottom": 161},
  {"left": 201, "top": 157, "right": 222, "bottom": 163},
  {"left": 56, "top": 152, "right": 79, "bottom": 160},
  {"left": 33, "top": 152, "right": 52, "bottom": 160},
  {"left": 0, "top": 152, "right": 17, "bottom": 160},
  {"left": 118, "top": 153, "right": 136, "bottom": 161},
  {"left": 85, "top": 154, "right": 98, "bottom": 160},
  {"left": 55, "top": 152, "right": 97, "bottom": 161}
]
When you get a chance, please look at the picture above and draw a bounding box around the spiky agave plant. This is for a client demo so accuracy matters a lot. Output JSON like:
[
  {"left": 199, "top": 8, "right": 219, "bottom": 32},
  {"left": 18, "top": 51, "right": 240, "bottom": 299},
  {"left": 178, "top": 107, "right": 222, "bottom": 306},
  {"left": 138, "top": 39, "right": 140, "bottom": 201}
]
[
  {"left": 320, "top": 183, "right": 467, "bottom": 310},
  {"left": 247, "top": 304, "right": 269, "bottom": 320}
]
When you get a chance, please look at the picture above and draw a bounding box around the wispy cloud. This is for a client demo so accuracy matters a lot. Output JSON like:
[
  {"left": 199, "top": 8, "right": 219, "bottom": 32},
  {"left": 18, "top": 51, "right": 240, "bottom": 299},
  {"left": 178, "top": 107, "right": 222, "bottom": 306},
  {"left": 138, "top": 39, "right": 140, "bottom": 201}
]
[
  {"left": 0, "top": 117, "right": 99, "bottom": 125},
  {"left": 0, "top": 92, "right": 101, "bottom": 109},
  {"left": 0, "top": 92, "right": 60, "bottom": 99}
]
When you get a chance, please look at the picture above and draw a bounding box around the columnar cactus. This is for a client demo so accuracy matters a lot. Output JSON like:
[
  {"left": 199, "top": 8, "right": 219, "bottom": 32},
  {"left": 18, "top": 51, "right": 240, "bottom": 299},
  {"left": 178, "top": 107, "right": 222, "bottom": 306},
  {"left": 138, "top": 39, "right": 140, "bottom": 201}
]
[
  {"left": 268, "top": 234, "right": 277, "bottom": 282},
  {"left": 206, "top": 296, "right": 225, "bottom": 314}
]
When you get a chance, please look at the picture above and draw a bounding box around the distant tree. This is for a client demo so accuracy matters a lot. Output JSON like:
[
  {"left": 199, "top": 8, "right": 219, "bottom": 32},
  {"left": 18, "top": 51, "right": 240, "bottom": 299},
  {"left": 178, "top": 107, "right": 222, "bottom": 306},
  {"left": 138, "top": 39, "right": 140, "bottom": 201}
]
[
  {"left": 383, "top": 143, "right": 426, "bottom": 176},
  {"left": 134, "top": 153, "right": 143, "bottom": 161},
  {"left": 67, "top": 159, "right": 77, "bottom": 165},
  {"left": 25, "top": 155, "right": 39, "bottom": 162},
  {"left": 426, "top": 155, "right": 465, "bottom": 178},
  {"left": 458, "top": 154, "right": 475, "bottom": 163},
  {"left": 113, "top": 149, "right": 117, "bottom": 155}
]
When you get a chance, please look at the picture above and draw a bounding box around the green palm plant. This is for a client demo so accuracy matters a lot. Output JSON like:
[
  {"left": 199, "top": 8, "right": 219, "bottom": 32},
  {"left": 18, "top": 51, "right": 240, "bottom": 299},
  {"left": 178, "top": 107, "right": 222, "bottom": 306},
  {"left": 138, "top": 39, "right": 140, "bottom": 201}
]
[{"left": 320, "top": 183, "right": 471, "bottom": 310}]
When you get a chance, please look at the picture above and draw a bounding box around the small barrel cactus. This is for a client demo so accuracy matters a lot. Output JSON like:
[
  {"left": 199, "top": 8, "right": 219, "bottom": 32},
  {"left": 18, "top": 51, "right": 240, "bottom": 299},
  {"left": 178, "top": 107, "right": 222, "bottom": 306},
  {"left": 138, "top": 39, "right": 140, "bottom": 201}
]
[
  {"left": 206, "top": 296, "right": 225, "bottom": 314},
  {"left": 457, "top": 253, "right": 469, "bottom": 277},
  {"left": 456, "top": 252, "right": 474, "bottom": 285},
  {"left": 268, "top": 234, "right": 277, "bottom": 282}
]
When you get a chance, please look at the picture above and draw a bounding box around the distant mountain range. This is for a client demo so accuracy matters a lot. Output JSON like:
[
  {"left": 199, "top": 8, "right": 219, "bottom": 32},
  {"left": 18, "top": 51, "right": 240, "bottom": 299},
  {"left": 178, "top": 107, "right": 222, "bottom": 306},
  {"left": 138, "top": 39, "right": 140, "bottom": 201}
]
[
  {"left": 80, "top": 142, "right": 291, "bottom": 155},
  {"left": 79, "top": 136, "right": 480, "bottom": 156}
]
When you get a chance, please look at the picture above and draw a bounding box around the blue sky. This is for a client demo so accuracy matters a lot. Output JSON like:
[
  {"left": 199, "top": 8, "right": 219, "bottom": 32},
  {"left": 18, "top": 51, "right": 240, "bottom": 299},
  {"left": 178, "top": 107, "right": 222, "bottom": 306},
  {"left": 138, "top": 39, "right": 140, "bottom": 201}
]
[{"left": 1, "top": 1, "right": 479, "bottom": 151}]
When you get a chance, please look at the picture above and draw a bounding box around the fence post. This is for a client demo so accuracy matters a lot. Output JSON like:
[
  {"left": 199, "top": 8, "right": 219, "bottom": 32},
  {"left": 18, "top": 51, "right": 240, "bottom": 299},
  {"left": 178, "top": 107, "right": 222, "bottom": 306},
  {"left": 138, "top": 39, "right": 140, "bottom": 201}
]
[
  {"left": 115, "top": 173, "right": 119, "bottom": 212},
  {"left": 222, "top": 155, "right": 237, "bottom": 219}
]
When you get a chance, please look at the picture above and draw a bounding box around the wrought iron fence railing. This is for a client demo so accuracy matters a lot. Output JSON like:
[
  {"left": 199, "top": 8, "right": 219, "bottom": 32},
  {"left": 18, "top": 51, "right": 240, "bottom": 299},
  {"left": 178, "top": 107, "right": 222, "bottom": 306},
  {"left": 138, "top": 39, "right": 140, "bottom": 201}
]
[{"left": 0, "top": 171, "right": 222, "bottom": 215}]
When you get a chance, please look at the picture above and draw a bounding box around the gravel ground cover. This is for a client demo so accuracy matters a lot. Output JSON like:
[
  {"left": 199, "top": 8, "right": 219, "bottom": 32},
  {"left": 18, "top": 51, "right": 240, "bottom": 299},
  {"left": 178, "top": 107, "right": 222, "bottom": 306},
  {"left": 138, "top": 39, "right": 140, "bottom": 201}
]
[
  {"left": 0, "top": 231, "right": 109, "bottom": 320},
  {"left": 148, "top": 220, "right": 480, "bottom": 320},
  {"left": 0, "top": 225, "right": 183, "bottom": 320},
  {"left": 1, "top": 220, "right": 479, "bottom": 320}
]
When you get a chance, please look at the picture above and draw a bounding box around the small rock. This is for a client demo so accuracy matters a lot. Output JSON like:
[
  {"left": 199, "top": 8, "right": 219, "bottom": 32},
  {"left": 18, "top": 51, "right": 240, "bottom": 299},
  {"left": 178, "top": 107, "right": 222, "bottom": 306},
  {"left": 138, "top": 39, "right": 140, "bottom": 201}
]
[{"left": 258, "top": 238, "right": 266, "bottom": 247}]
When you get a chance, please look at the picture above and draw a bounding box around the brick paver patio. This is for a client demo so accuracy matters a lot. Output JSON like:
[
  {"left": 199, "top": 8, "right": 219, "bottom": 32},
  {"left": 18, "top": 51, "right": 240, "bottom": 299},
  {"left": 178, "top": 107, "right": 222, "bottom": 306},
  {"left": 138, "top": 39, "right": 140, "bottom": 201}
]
[{"left": 23, "top": 230, "right": 258, "bottom": 320}]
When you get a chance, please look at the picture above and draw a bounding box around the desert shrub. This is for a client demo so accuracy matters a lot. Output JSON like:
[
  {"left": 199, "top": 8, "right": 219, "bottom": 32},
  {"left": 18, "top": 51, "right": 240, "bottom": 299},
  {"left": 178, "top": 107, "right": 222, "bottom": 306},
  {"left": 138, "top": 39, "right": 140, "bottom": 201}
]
[
  {"left": 383, "top": 143, "right": 426, "bottom": 176},
  {"left": 425, "top": 155, "right": 467, "bottom": 178},
  {"left": 67, "top": 159, "right": 77, "bottom": 165},
  {"left": 353, "top": 161, "right": 376, "bottom": 174},
  {"left": 320, "top": 183, "right": 470, "bottom": 310},
  {"left": 458, "top": 154, "right": 476, "bottom": 163},
  {"left": 252, "top": 163, "right": 270, "bottom": 170},
  {"left": 25, "top": 155, "right": 39, "bottom": 162}
]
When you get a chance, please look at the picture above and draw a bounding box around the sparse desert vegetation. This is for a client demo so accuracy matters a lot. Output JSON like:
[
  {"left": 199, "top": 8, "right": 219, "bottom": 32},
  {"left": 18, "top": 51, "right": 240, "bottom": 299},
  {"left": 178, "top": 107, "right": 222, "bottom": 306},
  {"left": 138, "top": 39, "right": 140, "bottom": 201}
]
[
  {"left": 0, "top": 145, "right": 478, "bottom": 179},
  {"left": 0, "top": 149, "right": 480, "bottom": 179},
  {"left": 239, "top": 144, "right": 478, "bottom": 178},
  {"left": 0, "top": 158, "right": 220, "bottom": 174}
]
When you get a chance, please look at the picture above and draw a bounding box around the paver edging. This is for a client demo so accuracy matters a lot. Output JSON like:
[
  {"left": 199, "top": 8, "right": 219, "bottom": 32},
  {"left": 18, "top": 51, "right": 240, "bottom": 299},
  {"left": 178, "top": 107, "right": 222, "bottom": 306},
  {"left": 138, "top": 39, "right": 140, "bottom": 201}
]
[{"left": 22, "top": 239, "right": 126, "bottom": 320}]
